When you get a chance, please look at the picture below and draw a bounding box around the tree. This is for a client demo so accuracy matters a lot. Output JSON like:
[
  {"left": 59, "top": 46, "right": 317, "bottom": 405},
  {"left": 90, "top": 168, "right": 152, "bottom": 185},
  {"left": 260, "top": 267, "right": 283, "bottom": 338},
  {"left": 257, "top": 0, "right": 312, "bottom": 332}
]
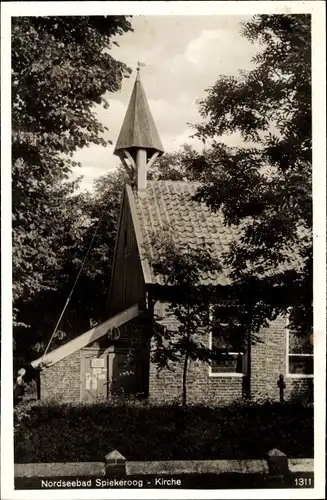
[
  {"left": 14, "top": 168, "right": 128, "bottom": 364},
  {"left": 147, "top": 144, "right": 199, "bottom": 181},
  {"left": 56, "top": 168, "right": 128, "bottom": 331},
  {"left": 15, "top": 143, "right": 201, "bottom": 365},
  {"left": 12, "top": 16, "right": 133, "bottom": 322},
  {"left": 12, "top": 16, "right": 133, "bottom": 363},
  {"left": 189, "top": 14, "right": 312, "bottom": 336},
  {"left": 12, "top": 16, "right": 131, "bottom": 320},
  {"left": 15, "top": 142, "right": 200, "bottom": 364},
  {"left": 142, "top": 230, "right": 242, "bottom": 406}
]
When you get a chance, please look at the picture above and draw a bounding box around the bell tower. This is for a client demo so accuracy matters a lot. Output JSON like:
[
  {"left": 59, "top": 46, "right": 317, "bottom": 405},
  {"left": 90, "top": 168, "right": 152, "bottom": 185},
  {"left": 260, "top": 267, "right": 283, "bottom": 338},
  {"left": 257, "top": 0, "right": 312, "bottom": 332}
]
[{"left": 113, "top": 64, "right": 164, "bottom": 196}]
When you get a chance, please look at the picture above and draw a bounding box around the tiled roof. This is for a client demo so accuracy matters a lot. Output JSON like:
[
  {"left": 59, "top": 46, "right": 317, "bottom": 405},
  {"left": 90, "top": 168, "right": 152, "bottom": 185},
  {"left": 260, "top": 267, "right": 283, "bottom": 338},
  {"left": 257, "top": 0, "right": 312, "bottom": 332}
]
[
  {"left": 114, "top": 73, "right": 164, "bottom": 156},
  {"left": 130, "top": 180, "right": 305, "bottom": 286}
]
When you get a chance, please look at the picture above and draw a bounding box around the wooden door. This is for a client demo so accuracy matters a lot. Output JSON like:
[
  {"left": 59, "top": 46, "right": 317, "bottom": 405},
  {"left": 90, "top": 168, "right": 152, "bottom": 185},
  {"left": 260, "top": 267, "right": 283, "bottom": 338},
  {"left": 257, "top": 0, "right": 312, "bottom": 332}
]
[
  {"left": 81, "top": 349, "right": 109, "bottom": 403},
  {"left": 108, "top": 351, "right": 137, "bottom": 397}
]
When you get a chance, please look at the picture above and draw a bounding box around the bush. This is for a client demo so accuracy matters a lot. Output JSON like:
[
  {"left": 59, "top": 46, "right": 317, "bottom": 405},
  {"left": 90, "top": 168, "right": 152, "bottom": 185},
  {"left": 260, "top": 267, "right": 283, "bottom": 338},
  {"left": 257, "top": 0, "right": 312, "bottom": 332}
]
[
  {"left": 14, "top": 398, "right": 313, "bottom": 463},
  {"left": 14, "top": 394, "right": 39, "bottom": 432}
]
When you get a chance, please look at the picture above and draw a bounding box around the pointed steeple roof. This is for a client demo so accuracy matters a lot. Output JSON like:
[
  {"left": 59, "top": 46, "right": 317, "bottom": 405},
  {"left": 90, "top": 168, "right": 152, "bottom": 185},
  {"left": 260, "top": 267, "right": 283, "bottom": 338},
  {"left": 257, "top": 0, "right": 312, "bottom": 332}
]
[{"left": 114, "top": 70, "right": 164, "bottom": 157}]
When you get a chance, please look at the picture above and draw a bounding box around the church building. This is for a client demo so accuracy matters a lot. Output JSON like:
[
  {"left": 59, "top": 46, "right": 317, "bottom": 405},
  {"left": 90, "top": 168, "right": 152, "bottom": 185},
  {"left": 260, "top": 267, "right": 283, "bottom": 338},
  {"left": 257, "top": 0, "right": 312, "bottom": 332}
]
[{"left": 31, "top": 69, "right": 313, "bottom": 404}]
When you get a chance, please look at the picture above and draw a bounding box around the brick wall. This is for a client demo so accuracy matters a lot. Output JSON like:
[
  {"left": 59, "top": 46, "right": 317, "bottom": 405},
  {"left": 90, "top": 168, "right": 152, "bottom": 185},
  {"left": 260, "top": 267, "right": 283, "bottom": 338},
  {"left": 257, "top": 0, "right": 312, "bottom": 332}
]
[
  {"left": 40, "top": 350, "right": 81, "bottom": 403},
  {"left": 252, "top": 316, "right": 313, "bottom": 402},
  {"left": 285, "top": 377, "right": 313, "bottom": 401},
  {"left": 40, "top": 307, "right": 313, "bottom": 405},
  {"left": 39, "top": 318, "right": 149, "bottom": 402},
  {"left": 148, "top": 303, "right": 313, "bottom": 404},
  {"left": 251, "top": 317, "right": 286, "bottom": 400},
  {"left": 148, "top": 301, "right": 243, "bottom": 404},
  {"left": 149, "top": 359, "right": 243, "bottom": 405}
]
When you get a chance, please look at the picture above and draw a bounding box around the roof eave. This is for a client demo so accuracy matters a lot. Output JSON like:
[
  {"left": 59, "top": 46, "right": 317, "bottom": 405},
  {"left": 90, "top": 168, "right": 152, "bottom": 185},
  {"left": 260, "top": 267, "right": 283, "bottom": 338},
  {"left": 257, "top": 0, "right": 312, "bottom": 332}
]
[{"left": 113, "top": 145, "right": 164, "bottom": 158}]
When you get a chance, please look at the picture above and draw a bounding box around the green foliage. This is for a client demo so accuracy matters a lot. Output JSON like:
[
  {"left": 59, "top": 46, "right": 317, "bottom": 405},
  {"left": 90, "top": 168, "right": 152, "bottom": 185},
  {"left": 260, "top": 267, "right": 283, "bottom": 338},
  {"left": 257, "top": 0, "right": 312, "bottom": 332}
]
[
  {"left": 14, "top": 168, "right": 128, "bottom": 362},
  {"left": 12, "top": 16, "right": 133, "bottom": 358},
  {"left": 14, "top": 394, "right": 40, "bottom": 433},
  {"left": 12, "top": 15, "right": 132, "bottom": 306},
  {"left": 146, "top": 231, "right": 246, "bottom": 404},
  {"left": 190, "top": 15, "right": 312, "bottom": 335},
  {"left": 147, "top": 144, "right": 199, "bottom": 181},
  {"left": 14, "top": 399, "right": 313, "bottom": 462}
]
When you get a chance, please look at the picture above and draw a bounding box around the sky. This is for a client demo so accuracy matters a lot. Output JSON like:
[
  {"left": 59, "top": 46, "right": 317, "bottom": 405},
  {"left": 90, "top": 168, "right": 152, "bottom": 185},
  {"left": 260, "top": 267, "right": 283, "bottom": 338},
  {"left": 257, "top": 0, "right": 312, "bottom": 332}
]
[{"left": 71, "top": 15, "right": 260, "bottom": 191}]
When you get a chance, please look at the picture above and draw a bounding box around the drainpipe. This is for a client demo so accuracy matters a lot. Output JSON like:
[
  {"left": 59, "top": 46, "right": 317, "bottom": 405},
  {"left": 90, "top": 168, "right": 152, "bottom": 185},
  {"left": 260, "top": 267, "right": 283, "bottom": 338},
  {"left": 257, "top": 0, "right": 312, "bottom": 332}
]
[
  {"left": 247, "top": 330, "right": 252, "bottom": 400},
  {"left": 243, "top": 329, "right": 252, "bottom": 400}
]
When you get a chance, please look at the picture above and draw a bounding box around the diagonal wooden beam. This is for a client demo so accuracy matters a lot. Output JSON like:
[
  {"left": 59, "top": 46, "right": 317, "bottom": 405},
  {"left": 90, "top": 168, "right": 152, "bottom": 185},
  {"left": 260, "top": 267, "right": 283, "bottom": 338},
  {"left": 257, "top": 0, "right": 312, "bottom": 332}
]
[
  {"left": 121, "top": 156, "right": 134, "bottom": 180},
  {"left": 31, "top": 304, "right": 139, "bottom": 369},
  {"left": 123, "top": 149, "right": 136, "bottom": 170},
  {"left": 146, "top": 151, "right": 159, "bottom": 170}
]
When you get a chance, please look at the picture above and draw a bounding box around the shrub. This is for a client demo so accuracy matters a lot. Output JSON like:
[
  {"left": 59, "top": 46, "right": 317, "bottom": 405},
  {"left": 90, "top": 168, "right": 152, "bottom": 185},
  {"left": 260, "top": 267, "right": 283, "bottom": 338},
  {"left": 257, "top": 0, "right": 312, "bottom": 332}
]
[
  {"left": 14, "top": 398, "right": 313, "bottom": 463},
  {"left": 14, "top": 394, "right": 39, "bottom": 433}
]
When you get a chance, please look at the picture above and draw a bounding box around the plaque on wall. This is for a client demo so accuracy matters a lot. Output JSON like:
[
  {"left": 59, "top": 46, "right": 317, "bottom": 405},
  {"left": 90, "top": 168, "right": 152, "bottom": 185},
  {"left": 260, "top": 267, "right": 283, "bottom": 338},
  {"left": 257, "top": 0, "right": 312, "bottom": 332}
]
[{"left": 91, "top": 358, "right": 105, "bottom": 368}]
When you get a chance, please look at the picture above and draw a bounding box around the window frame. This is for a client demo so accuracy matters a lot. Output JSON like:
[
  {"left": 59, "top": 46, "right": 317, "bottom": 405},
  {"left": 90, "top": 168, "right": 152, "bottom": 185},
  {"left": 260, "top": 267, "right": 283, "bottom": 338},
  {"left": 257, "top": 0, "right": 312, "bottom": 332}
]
[
  {"left": 208, "top": 320, "right": 246, "bottom": 378},
  {"left": 286, "top": 323, "right": 313, "bottom": 379}
]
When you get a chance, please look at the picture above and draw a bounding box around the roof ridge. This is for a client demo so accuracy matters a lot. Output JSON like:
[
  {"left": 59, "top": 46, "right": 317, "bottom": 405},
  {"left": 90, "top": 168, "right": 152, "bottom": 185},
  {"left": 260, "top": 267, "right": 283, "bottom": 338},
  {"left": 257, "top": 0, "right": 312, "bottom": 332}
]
[{"left": 147, "top": 179, "right": 201, "bottom": 186}]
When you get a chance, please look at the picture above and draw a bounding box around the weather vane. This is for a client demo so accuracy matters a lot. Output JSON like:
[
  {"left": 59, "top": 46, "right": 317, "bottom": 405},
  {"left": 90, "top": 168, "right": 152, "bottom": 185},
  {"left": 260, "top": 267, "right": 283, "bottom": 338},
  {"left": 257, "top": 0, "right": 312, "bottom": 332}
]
[{"left": 137, "top": 62, "right": 146, "bottom": 73}]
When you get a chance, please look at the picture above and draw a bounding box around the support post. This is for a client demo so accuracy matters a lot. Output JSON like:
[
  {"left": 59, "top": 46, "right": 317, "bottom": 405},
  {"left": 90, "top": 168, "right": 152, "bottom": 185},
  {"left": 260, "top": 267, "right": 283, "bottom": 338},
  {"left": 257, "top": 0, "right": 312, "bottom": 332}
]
[
  {"left": 136, "top": 149, "right": 147, "bottom": 195},
  {"left": 146, "top": 151, "right": 159, "bottom": 170},
  {"left": 267, "top": 448, "right": 289, "bottom": 477},
  {"left": 243, "top": 329, "right": 252, "bottom": 400},
  {"left": 105, "top": 450, "right": 126, "bottom": 477}
]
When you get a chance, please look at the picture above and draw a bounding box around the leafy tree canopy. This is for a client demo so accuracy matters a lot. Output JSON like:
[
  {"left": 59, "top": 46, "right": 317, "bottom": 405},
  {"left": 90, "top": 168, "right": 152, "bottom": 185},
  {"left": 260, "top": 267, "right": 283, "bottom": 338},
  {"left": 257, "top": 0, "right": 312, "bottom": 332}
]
[
  {"left": 14, "top": 169, "right": 127, "bottom": 364},
  {"left": 189, "top": 14, "right": 312, "bottom": 335},
  {"left": 12, "top": 16, "right": 133, "bottom": 324},
  {"left": 148, "top": 144, "right": 199, "bottom": 181},
  {"left": 140, "top": 230, "right": 223, "bottom": 405},
  {"left": 12, "top": 16, "right": 133, "bottom": 365}
]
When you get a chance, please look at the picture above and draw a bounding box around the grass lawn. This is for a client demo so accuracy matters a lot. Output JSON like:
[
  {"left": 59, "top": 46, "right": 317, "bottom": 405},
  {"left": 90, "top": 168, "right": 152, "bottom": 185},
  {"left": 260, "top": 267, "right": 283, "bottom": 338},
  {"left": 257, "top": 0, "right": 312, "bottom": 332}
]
[{"left": 14, "top": 398, "right": 313, "bottom": 463}]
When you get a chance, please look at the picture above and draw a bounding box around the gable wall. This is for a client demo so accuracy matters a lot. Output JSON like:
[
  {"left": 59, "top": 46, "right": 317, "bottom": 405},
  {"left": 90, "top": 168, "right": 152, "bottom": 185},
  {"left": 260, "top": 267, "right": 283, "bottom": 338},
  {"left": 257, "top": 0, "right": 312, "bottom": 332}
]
[
  {"left": 105, "top": 190, "right": 150, "bottom": 396},
  {"left": 108, "top": 190, "right": 146, "bottom": 316}
]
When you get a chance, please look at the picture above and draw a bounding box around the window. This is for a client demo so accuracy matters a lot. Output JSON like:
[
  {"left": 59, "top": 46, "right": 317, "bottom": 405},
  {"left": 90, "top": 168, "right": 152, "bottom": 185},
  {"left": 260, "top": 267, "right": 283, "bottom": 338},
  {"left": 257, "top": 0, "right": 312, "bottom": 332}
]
[
  {"left": 209, "top": 306, "right": 246, "bottom": 376},
  {"left": 287, "top": 330, "right": 313, "bottom": 377}
]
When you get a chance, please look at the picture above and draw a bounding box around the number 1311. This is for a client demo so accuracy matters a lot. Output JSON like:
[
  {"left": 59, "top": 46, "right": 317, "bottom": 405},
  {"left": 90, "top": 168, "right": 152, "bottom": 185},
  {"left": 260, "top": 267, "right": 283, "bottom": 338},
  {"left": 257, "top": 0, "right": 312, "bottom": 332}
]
[{"left": 295, "top": 477, "right": 312, "bottom": 487}]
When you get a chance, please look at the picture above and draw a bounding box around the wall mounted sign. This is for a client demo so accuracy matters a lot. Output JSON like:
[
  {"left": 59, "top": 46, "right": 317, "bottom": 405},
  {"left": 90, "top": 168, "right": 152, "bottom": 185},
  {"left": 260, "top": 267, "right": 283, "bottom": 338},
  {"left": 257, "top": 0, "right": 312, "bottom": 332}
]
[{"left": 91, "top": 358, "right": 105, "bottom": 368}]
